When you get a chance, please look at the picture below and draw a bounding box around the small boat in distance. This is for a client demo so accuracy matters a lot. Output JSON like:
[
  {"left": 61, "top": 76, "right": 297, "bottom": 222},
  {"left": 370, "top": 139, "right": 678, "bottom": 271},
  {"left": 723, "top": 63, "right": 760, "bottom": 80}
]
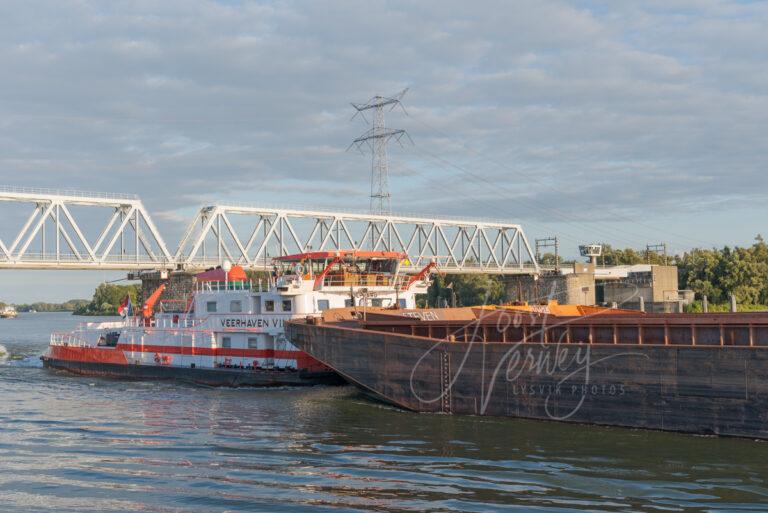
[
  {"left": 42, "top": 251, "right": 433, "bottom": 387},
  {"left": 0, "top": 305, "right": 18, "bottom": 319}
]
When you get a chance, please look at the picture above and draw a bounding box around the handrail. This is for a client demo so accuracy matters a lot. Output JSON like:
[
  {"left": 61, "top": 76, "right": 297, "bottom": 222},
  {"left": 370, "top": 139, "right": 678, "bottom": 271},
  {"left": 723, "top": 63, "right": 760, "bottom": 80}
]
[
  {"left": 210, "top": 200, "right": 524, "bottom": 226},
  {"left": 195, "top": 280, "right": 256, "bottom": 293},
  {"left": 0, "top": 185, "right": 137, "bottom": 201}
]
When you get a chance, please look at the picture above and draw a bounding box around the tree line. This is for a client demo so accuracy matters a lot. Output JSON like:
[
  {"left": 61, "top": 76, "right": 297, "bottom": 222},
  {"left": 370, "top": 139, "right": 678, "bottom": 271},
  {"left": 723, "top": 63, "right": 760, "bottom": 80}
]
[
  {"left": 15, "top": 300, "right": 89, "bottom": 312},
  {"left": 600, "top": 236, "right": 768, "bottom": 307}
]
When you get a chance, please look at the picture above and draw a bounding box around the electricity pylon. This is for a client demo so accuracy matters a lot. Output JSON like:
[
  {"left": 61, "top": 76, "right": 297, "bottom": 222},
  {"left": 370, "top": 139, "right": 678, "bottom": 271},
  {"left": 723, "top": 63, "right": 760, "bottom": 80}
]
[{"left": 349, "top": 88, "right": 411, "bottom": 214}]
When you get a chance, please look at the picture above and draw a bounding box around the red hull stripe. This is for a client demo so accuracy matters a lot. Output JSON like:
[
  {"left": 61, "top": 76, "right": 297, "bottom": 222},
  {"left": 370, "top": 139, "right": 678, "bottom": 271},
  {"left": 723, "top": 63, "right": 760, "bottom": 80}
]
[
  {"left": 49, "top": 345, "right": 129, "bottom": 365},
  {"left": 49, "top": 345, "right": 328, "bottom": 372},
  {"left": 116, "top": 344, "right": 301, "bottom": 359}
]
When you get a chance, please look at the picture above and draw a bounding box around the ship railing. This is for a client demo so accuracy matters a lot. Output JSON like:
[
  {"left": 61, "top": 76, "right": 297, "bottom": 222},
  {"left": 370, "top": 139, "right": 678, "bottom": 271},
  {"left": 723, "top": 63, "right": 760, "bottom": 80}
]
[
  {"left": 195, "top": 280, "right": 258, "bottom": 293},
  {"left": 362, "top": 314, "right": 768, "bottom": 348},
  {"left": 122, "top": 316, "right": 204, "bottom": 329},
  {"left": 50, "top": 331, "right": 91, "bottom": 347},
  {"left": 276, "top": 275, "right": 303, "bottom": 288},
  {"left": 321, "top": 272, "right": 400, "bottom": 289},
  {"left": 71, "top": 320, "right": 126, "bottom": 331}
]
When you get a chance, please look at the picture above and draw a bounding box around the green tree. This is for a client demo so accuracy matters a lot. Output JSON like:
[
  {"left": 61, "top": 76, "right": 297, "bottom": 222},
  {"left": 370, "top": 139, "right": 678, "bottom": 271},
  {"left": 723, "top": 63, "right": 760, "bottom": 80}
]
[
  {"left": 75, "top": 283, "right": 140, "bottom": 315},
  {"left": 426, "top": 273, "right": 505, "bottom": 307},
  {"left": 676, "top": 235, "right": 768, "bottom": 307},
  {"left": 593, "top": 237, "right": 768, "bottom": 310}
]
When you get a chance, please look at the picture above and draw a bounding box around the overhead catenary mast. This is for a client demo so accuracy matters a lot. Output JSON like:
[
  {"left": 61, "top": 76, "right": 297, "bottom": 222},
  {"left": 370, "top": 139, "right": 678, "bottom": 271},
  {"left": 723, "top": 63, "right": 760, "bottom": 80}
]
[{"left": 349, "top": 88, "right": 411, "bottom": 215}]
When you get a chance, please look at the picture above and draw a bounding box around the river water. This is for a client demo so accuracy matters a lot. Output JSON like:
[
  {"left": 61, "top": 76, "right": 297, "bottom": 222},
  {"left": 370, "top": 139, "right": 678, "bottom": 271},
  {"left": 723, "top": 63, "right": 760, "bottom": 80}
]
[{"left": 1, "top": 312, "right": 767, "bottom": 512}]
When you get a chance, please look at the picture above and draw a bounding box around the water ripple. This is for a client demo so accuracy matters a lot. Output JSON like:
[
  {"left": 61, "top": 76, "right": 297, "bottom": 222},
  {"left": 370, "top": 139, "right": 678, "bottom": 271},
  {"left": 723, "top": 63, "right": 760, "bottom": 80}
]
[{"left": 1, "top": 313, "right": 768, "bottom": 512}]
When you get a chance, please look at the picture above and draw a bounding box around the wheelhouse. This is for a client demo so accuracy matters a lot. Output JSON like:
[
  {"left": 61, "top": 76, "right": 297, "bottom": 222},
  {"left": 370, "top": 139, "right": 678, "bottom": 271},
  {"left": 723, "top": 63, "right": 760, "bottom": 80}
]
[{"left": 274, "top": 250, "right": 407, "bottom": 290}]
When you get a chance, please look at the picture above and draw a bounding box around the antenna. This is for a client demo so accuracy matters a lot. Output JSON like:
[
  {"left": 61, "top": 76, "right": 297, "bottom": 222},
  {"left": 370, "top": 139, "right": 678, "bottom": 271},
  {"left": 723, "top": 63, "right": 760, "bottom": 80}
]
[
  {"left": 535, "top": 237, "right": 560, "bottom": 272},
  {"left": 349, "top": 88, "right": 412, "bottom": 215},
  {"left": 645, "top": 243, "right": 668, "bottom": 264}
]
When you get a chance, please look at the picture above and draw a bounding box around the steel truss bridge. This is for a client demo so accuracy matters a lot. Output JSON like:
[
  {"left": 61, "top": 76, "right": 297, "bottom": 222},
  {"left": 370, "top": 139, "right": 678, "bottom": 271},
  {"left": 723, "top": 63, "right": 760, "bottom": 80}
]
[{"left": 0, "top": 187, "right": 539, "bottom": 275}]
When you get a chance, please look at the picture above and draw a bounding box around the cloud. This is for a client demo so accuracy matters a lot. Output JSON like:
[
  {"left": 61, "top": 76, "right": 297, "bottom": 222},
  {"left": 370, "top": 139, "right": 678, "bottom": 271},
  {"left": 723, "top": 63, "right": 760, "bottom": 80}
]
[{"left": 0, "top": 0, "right": 766, "bottom": 257}]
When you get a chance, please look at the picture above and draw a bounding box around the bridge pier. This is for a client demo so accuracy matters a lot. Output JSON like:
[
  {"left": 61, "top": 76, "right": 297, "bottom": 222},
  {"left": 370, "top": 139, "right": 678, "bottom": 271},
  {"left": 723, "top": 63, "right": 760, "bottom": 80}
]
[{"left": 501, "top": 265, "right": 596, "bottom": 306}]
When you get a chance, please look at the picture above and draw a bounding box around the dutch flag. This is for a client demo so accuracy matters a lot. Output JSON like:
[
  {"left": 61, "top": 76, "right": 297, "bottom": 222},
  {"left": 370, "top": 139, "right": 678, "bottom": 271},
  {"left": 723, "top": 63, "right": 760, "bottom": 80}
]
[{"left": 118, "top": 295, "right": 133, "bottom": 318}]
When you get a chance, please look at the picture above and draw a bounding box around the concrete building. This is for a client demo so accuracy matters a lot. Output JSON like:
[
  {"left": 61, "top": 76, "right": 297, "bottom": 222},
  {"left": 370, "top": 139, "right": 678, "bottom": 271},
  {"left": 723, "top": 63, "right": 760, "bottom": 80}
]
[
  {"left": 504, "top": 263, "right": 687, "bottom": 312},
  {"left": 601, "top": 265, "right": 681, "bottom": 311},
  {"left": 503, "top": 263, "right": 596, "bottom": 306}
]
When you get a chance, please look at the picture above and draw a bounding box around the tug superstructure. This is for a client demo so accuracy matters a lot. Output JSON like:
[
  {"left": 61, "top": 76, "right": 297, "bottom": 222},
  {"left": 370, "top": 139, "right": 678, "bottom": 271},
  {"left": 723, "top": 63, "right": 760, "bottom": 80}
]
[{"left": 43, "top": 251, "right": 430, "bottom": 386}]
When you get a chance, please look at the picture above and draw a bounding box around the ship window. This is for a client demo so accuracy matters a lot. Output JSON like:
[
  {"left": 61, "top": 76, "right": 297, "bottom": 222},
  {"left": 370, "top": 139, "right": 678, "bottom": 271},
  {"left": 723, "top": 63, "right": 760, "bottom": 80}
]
[
  {"left": 282, "top": 299, "right": 292, "bottom": 312},
  {"left": 265, "top": 300, "right": 275, "bottom": 312},
  {"left": 345, "top": 299, "right": 353, "bottom": 308},
  {"left": 252, "top": 296, "right": 261, "bottom": 314},
  {"left": 206, "top": 301, "right": 217, "bottom": 313},
  {"left": 247, "top": 337, "right": 259, "bottom": 349},
  {"left": 398, "top": 298, "right": 407, "bottom": 308},
  {"left": 222, "top": 336, "right": 231, "bottom": 348},
  {"left": 230, "top": 300, "right": 242, "bottom": 313},
  {"left": 371, "top": 298, "right": 383, "bottom": 307},
  {"left": 317, "top": 299, "right": 330, "bottom": 311}
]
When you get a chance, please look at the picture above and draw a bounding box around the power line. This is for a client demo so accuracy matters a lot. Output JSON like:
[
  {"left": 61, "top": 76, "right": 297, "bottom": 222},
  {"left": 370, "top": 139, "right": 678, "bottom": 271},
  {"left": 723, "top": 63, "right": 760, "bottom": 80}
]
[
  {"left": 404, "top": 111, "right": 720, "bottom": 249},
  {"left": 388, "top": 159, "right": 607, "bottom": 251},
  {"left": 405, "top": 144, "right": 653, "bottom": 249}
]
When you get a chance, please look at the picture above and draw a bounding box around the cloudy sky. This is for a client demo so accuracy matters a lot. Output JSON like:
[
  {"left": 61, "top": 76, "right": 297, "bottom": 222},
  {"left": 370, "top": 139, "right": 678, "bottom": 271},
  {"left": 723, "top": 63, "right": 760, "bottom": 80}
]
[{"left": 1, "top": 0, "right": 767, "bottom": 302}]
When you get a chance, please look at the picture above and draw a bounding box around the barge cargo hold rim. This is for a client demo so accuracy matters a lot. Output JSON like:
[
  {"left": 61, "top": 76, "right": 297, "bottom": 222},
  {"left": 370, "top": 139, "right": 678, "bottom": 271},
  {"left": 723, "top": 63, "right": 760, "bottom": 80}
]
[{"left": 337, "top": 311, "right": 768, "bottom": 347}]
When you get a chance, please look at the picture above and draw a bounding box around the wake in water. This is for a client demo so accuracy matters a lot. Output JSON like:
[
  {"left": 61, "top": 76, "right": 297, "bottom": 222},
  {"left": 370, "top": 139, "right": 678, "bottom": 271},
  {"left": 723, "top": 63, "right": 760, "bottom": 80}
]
[{"left": 0, "top": 343, "right": 43, "bottom": 368}]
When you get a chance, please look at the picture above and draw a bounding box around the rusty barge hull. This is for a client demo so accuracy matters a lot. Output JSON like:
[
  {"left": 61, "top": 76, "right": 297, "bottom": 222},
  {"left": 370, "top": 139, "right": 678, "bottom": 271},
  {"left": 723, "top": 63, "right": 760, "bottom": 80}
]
[{"left": 286, "top": 312, "right": 768, "bottom": 439}]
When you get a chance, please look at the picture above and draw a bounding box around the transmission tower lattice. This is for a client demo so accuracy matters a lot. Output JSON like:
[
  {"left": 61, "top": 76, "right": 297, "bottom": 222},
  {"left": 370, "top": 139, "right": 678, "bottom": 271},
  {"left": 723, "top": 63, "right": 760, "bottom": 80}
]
[{"left": 349, "top": 88, "right": 411, "bottom": 214}]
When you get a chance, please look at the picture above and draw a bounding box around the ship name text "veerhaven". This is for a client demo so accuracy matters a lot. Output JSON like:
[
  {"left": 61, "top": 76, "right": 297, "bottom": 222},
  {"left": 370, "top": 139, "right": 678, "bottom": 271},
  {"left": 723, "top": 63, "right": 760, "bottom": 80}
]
[{"left": 219, "top": 317, "right": 285, "bottom": 329}]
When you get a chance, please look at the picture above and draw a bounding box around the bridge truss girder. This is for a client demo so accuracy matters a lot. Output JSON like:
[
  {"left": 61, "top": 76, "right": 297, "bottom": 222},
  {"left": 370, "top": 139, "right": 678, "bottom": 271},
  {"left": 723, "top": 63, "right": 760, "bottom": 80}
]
[
  {"left": 175, "top": 205, "right": 539, "bottom": 275},
  {"left": 0, "top": 188, "right": 174, "bottom": 269}
]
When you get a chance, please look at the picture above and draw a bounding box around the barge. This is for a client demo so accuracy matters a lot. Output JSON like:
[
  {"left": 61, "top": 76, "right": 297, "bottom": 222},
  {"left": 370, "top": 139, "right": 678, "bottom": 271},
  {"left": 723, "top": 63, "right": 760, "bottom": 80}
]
[
  {"left": 43, "top": 250, "right": 433, "bottom": 387},
  {"left": 286, "top": 307, "right": 768, "bottom": 438}
]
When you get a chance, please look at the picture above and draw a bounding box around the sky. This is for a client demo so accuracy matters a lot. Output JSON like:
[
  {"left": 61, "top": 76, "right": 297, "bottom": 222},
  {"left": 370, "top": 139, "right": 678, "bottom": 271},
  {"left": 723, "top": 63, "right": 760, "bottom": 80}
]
[{"left": 1, "top": 0, "right": 767, "bottom": 302}]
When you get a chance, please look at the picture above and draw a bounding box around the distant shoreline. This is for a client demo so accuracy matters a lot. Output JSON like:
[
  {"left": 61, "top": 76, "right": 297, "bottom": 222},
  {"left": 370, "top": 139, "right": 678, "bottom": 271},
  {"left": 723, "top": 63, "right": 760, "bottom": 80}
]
[{"left": 8, "top": 299, "right": 90, "bottom": 314}]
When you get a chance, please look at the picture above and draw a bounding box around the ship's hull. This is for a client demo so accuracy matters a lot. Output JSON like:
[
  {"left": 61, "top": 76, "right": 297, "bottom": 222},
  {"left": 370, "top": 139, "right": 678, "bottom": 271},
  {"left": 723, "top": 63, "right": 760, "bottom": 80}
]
[
  {"left": 287, "top": 320, "right": 768, "bottom": 439},
  {"left": 42, "top": 356, "right": 344, "bottom": 387}
]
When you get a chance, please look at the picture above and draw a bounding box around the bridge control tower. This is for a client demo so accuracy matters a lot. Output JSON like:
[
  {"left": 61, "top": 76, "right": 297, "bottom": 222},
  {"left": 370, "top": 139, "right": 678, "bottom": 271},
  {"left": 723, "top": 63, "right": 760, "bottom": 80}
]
[{"left": 579, "top": 244, "right": 603, "bottom": 266}]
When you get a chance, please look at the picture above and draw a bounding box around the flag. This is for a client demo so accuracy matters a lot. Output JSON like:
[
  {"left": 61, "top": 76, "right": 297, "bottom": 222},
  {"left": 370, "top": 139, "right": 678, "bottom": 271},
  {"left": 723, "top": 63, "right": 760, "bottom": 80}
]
[{"left": 118, "top": 295, "right": 133, "bottom": 318}]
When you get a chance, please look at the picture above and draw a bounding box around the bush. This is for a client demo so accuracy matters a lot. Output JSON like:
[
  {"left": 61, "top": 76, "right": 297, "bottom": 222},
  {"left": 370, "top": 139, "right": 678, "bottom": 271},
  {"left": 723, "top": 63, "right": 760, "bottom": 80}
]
[{"left": 74, "top": 283, "right": 140, "bottom": 316}]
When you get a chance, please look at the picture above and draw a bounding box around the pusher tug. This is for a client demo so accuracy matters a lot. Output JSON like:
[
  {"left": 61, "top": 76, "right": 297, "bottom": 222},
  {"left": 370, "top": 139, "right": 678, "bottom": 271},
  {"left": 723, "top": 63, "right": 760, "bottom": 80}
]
[{"left": 42, "top": 250, "right": 432, "bottom": 386}]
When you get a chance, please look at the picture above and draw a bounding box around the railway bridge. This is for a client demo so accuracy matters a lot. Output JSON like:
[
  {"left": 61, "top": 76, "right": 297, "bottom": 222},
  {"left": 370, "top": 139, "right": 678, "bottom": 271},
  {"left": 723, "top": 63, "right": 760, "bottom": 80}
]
[{"left": 0, "top": 186, "right": 539, "bottom": 275}]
